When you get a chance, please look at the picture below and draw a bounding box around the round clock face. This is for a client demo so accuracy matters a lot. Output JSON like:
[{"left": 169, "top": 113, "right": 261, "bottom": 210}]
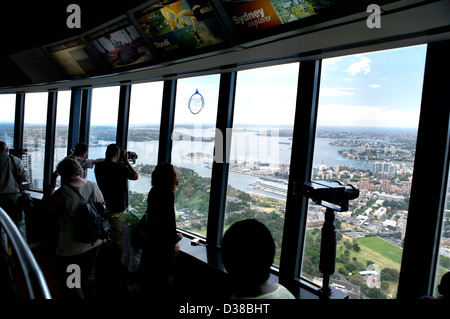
[{"left": 188, "top": 89, "right": 204, "bottom": 114}]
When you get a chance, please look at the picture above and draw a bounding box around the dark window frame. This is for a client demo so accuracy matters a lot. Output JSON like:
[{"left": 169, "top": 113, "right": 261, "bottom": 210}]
[{"left": 11, "top": 40, "right": 450, "bottom": 299}]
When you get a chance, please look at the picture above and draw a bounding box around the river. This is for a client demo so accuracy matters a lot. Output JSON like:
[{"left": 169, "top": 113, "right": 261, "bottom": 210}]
[
  {"left": 47, "top": 135, "right": 374, "bottom": 199},
  {"left": 25, "top": 126, "right": 412, "bottom": 197}
]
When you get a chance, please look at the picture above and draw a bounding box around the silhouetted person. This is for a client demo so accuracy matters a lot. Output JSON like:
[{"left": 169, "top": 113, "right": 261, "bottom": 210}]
[
  {"left": 138, "top": 163, "right": 182, "bottom": 298},
  {"left": 67, "top": 142, "right": 104, "bottom": 179},
  {"left": 420, "top": 271, "right": 450, "bottom": 300},
  {"left": 43, "top": 158, "right": 105, "bottom": 299},
  {"left": 221, "top": 219, "right": 295, "bottom": 299},
  {"left": 94, "top": 144, "right": 138, "bottom": 251},
  {"left": 436, "top": 271, "right": 450, "bottom": 299},
  {"left": 0, "top": 141, "right": 28, "bottom": 240}
]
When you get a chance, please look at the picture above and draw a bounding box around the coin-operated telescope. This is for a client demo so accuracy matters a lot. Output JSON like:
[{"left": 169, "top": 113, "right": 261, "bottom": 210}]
[{"left": 294, "top": 181, "right": 359, "bottom": 298}]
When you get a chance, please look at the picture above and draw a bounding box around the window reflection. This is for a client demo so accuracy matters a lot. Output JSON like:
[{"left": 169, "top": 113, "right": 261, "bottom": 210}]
[
  {"left": 0, "top": 94, "right": 15, "bottom": 145},
  {"left": 171, "top": 74, "right": 220, "bottom": 238},
  {"left": 86, "top": 86, "right": 120, "bottom": 182},
  {"left": 53, "top": 91, "right": 71, "bottom": 171},
  {"left": 301, "top": 45, "right": 427, "bottom": 299},
  {"left": 23, "top": 92, "right": 48, "bottom": 190},
  {"left": 224, "top": 63, "right": 299, "bottom": 266},
  {"left": 127, "top": 82, "right": 164, "bottom": 210}
]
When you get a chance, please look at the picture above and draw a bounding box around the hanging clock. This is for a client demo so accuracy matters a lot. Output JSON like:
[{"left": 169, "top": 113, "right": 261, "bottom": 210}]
[{"left": 188, "top": 88, "right": 204, "bottom": 114}]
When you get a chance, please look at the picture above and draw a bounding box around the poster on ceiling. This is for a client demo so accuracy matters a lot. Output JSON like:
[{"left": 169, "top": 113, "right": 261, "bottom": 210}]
[
  {"left": 43, "top": 38, "right": 101, "bottom": 76},
  {"left": 85, "top": 17, "right": 153, "bottom": 69},
  {"left": 134, "top": 0, "right": 227, "bottom": 57},
  {"left": 219, "top": 0, "right": 317, "bottom": 33}
]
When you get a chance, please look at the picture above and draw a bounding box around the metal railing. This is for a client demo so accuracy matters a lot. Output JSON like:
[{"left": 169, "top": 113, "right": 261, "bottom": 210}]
[{"left": 0, "top": 207, "right": 51, "bottom": 299}]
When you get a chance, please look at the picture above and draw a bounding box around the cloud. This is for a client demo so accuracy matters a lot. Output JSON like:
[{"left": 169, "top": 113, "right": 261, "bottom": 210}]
[
  {"left": 322, "top": 57, "right": 342, "bottom": 68},
  {"left": 345, "top": 57, "right": 371, "bottom": 75},
  {"left": 321, "top": 87, "right": 355, "bottom": 96},
  {"left": 369, "top": 84, "right": 381, "bottom": 88},
  {"left": 317, "top": 104, "right": 420, "bottom": 128}
]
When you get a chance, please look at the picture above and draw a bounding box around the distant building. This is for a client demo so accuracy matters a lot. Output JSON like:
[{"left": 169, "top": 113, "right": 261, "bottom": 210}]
[
  {"left": 383, "top": 219, "right": 397, "bottom": 228},
  {"left": 440, "top": 247, "right": 450, "bottom": 258},
  {"left": 313, "top": 277, "right": 361, "bottom": 299},
  {"left": 21, "top": 153, "right": 32, "bottom": 184},
  {"left": 373, "top": 162, "right": 397, "bottom": 178},
  {"left": 373, "top": 207, "right": 387, "bottom": 218},
  {"left": 373, "top": 192, "right": 405, "bottom": 203}
]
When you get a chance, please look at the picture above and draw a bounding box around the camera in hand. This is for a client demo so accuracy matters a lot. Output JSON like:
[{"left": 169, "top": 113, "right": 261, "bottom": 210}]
[
  {"left": 123, "top": 151, "right": 138, "bottom": 164},
  {"left": 9, "top": 147, "right": 28, "bottom": 158},
  {"left": 294, "top": 180, "right": 359, "bottom": 212}
]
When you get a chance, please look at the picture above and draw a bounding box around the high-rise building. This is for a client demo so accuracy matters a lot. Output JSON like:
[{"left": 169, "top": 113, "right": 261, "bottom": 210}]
[
  {"left": 373, "top": 162, "right": 397, "bottom": 178},
  {"left": 18, "top": 152, "right": 32, "bottom": 185}
]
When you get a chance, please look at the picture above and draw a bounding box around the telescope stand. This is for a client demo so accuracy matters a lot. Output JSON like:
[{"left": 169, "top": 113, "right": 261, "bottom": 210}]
[{"left": 319, "top": 207, "right": 337, "bottom": 299}]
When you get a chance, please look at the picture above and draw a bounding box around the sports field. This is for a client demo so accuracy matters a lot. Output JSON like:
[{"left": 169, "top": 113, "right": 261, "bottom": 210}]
[
  {"left": 337, "top": 235, "right": 402, "bottom": 270},
  {"left": 356, "top": 236, "right": 403, "bottom": 267}
]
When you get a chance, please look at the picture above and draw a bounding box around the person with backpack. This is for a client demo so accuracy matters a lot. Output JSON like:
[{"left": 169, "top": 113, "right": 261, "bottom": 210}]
[
  {"left": 0, "top": 141, "right": 29, "bottom": 240},
  {"left": 44, "top": 157, "right": 106, "bottom": 299}
]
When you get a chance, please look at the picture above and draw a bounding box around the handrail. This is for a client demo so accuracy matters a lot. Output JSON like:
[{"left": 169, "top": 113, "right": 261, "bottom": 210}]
[{"left": 0, "top": 207, "right": 51, "bottom": 299}]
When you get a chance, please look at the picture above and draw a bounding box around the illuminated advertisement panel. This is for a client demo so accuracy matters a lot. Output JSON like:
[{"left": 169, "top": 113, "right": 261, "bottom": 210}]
[
  {"left": 220, "top": 0, "right": 317, "bottom": 33},
  {"left": 135, "top": 0, "right": 226, "bottom": 57},
  {"left": 85, "top": 18, "right": 153, "bottom": 69},
  {"left": 43, "top": 38, "right": 101, "bottom": 76}
]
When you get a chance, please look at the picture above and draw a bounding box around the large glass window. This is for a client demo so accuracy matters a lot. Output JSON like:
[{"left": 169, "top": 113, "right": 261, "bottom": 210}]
[
  {"left": 0, "top": 94, "right": 15, "bottom": 145},
  {"left": 53, "top": 91, "right": 71, "bottom": 171},
  {"left": 86, "top": 86, "right": 120, "bottom": 181},
  {"left": 127, "top": 82, "right": 164, "bottom": 210},
  {"left": 224, "top": 63, "right": 299, "bottom": 266},
  {"left": 301, "top": 45, "right": 427, "bottom": 299},
  {"left": 23, "top": 92, "right": 48, "bottom": 190},
  {"left": 171, "top": 74, "right": 220, "bottom": 238}
]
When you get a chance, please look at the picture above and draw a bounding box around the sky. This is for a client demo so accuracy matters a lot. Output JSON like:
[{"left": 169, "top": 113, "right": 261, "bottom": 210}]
[
  {"left": 317, "top": 44, "right": 427, "bottom": 128},
  {"left": 0, "top": 44, "right": 428, "bottom": 129},
  {"left": 174, "top": 74, "right": 221, "bottom": 127}
]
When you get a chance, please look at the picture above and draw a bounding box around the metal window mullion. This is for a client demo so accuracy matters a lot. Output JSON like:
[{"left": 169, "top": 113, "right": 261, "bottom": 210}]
[
  {"left": 43, "top": 91, "right": 57, "bottom": 193},
  {"left": 398, "top": 40, "right": 450, "bottom": 299},
  {"left": 116, "top": 84, "right": 131, "bottom": 150},
  {"left": 67, "top": 88, "right": 82, "bottom": 154},
  {"left": 279, "top": 60, "right": 322, "bottom": 289},
  {"left": 14, "top": 93, "right": 25, "bottom": 150},
  {"left": 158, "top": 79, "right": 176, "bottom": 165},
  {"left": 207, "top": 72, "right": 236, "bottom": 248},
  {"left": 79, "top": 89, "right": 92, "bottom": 146}
]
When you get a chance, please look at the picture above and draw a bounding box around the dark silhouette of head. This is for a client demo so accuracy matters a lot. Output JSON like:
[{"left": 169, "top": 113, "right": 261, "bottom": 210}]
[
  {"left": 73, "top": 142, "right": 88, "bottom": 157},
  {"left": 105, "top": 144, "right": 120, "bottom": 160},
  {"left": 221, "top": 219, "right": 275, "bottom": 287},
  {"left": 0, "top": 141, "right": 8, "bottom": 153},
  {"left": 151, "top": 163, "right": 178, "bottom": 193},
  {"left": 438, "top": 271, "right": 450, "bottom": 299}
]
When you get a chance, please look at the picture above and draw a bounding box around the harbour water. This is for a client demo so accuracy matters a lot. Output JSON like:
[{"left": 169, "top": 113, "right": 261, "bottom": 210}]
[
  {"left": 49, "top": 136, "right": 374, "bottom": 199},
  {"left": 22, "top": 126, "right": 417, "bottom": 199}
]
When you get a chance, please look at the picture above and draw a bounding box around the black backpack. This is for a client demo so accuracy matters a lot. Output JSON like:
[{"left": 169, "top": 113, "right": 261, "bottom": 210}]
[{"left": 68, "top": 183, "right": 111, "bottom": 244}]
